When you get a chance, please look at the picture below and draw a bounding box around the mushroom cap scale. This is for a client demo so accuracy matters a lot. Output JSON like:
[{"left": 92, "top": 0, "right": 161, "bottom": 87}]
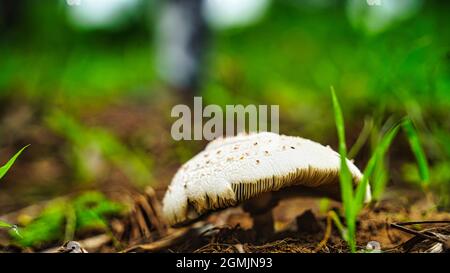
[{"left": 163, "top": 132, "right": 370, "bottom": 226}]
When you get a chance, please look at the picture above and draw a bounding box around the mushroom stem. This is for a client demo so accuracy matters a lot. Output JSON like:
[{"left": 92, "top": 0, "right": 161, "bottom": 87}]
[
  {"left": 242, "top": 192, "right": 278, "bottom": 240},
  {"left": 250, "top": 209, "right": 275, "bottom": 239}
]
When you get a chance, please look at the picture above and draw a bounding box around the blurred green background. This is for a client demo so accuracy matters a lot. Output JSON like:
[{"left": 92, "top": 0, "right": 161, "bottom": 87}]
[{"left": 0, "top": 0, "right": 449, "bottom": 243}]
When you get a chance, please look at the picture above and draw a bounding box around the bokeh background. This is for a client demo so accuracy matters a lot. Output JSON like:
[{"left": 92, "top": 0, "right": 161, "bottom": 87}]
[{"left": 0, "top": 0, "right": 449, "bottom": 248}]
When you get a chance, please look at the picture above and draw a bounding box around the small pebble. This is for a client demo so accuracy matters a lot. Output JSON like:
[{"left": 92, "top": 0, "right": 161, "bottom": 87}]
[{"left": 366, "top": 241, "right": 381, "bottom": 253}]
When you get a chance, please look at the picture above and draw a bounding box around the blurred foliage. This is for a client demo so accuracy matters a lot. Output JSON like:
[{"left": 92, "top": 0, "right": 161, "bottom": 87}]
[
  {"left": 45, "top": 110, "right": 154, "bottom": 187},
  {"left": 11, "top": 199, "right": 66, "bottom": 248},
  {"left": 0, "top": 0, "right": 156, "bottom": 107},
  {"left": 318, "top": 198, "right": 330, "bottom": 214},
  {"left": 0, "top": 0, "right": 447, "bottom": 238},
  {"left": 402, "top": 162, "right": 450, "bottom": 208},
  {"left": 346, "top": 0, "right": 424, "bottom": 35},
  {"left": 1, "top": 1, "right": 448, "bottom": 113},
  {"left": 72, "top": 191, "right": 124, "bottom": 231},
  {"left": 205, "top": 1, "right": 450, "bottom": 133},
  {"left": 10, "top": 192, "right": 125, "bottom": 248},
  {"left": 402, "top": 119, "right": 430, "bottom": 186},
  {"left": 368, "top": 117, "right": 393, "bottom": 200},
  {"left": 0, "top": 44, "right": 156, "bottom": 106},
  {"left": 401, "top": 116, "right": 450, "bottom": 208}
]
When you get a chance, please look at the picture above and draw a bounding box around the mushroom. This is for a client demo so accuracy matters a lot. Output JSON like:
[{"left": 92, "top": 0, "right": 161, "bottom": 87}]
[{"left": 162, "top": 132, "right": 370, "bottom": 238}]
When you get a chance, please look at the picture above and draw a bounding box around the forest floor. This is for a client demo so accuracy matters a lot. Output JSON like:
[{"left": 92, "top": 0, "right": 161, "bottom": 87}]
[
  {"left": 0, "top": 98, "right": 448, "bottom": 253},
  {"left": 136, "top": 189, "right": 450, "bottom": 253},
  {"left": 3, "top": 186, "right": 449, "bottom": 253}
]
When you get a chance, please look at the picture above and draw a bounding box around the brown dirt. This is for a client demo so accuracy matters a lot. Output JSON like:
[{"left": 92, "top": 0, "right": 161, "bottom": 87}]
[{"left": 115, "top": 188, "right": 449, "bottom": 253}]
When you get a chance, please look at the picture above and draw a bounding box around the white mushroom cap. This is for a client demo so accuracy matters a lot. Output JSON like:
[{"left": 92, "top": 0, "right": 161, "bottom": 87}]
[
  {"left": 163, "top": 132, "right": 371, "bottom": 226},
  {"left": 204, "top": 132, "right": 256, "bottom": 151}
]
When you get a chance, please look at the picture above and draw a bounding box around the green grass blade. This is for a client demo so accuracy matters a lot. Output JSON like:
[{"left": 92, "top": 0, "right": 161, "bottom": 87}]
[
  {"left": 331, "top": 87, "right": 356, "bottom": 252},
  {"left": 319, "top": 198, "right": 331, "bottom": 214},
  {"left": 355, "top": 124, "right": 400, "bottom": 209},
  {"left": 348, "top": 117, "right": 373, "bottom": 159},
  {"left": 64, "top": 203, "right": 77, "bottom": 242},
  {"left": 402, "top": 119, "right": 430, "bottom": 186},
  {"left": 0, "top": 145, "right": 30, "bottom": 180},
  {"left": 371, "top": 159, "right": 388, "bottom": 200},
  {"left": 0, "top": 220, "right": 13, "bottom": 228},
  {"left": 328, "top": 210, "right": 347, "bottom": 241},
  {"left": 0, "top": 220, "right": 21, "bottom": 237},
  {"left": 331, "top": 87, "right": 347, "bottom": 157},
  {"left": 331, "top": 87, "right": 354, "bottom": 207}
]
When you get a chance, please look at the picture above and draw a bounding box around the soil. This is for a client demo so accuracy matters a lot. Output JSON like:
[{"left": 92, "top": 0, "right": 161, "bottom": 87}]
[{"left": 167, "top": 193, "right": 450, "bottom": 253}]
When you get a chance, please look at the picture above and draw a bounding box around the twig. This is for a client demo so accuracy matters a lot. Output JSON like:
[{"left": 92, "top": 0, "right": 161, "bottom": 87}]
[
  {"left": 121, "top": 225, "right": 204, "bottom": 253},
  {"left": 390, "top": 221, "right": 449, "bottom": 245}
]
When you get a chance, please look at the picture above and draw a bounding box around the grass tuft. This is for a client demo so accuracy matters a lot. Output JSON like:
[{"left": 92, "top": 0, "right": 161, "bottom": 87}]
[{"left": 330, "top": 87, "right": 402, "bottom": 252}]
